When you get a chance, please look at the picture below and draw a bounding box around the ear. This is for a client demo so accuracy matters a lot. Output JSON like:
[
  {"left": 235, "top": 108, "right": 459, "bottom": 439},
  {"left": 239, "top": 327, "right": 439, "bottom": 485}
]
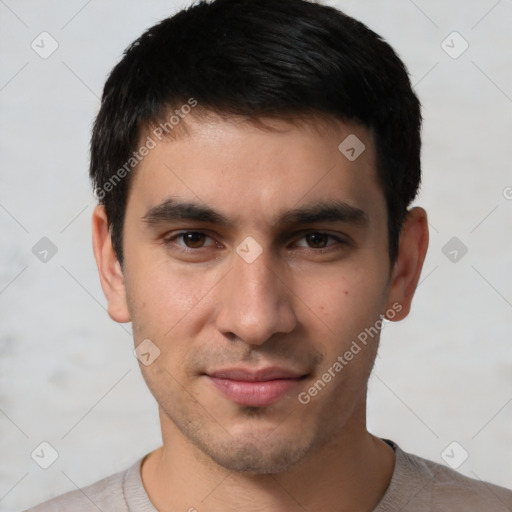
[
  {"left": 91, "top": 205, "right": 131, "bottom": 323},
  {"left": 385, "top": 207, "right": 429, "bottom": 321}
]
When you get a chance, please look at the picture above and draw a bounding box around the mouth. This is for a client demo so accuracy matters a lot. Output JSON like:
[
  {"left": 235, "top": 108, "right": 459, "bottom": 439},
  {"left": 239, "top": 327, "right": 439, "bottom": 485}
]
[{"left": 205, "top": 367, "right": 309, "bottom": 407}]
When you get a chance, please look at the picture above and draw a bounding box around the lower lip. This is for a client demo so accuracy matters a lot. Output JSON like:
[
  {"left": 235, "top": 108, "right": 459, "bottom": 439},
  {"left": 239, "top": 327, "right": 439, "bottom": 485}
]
[{"left": 208, "top": 376, "right": 303, "bottom": 407}]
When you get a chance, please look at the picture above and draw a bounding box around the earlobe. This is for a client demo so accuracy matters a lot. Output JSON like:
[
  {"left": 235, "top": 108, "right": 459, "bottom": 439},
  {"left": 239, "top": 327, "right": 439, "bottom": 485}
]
[
  {"left": 386, "top": 207, "right": 429, "bottom": 321},
  {"left": 91, "top": 205, "right": 131, "bottom": 323}
]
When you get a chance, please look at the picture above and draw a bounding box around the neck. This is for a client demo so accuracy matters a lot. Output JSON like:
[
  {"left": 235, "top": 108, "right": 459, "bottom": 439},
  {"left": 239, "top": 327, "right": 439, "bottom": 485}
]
[{"left": 141, "top": 404, "right": 395, "bottom": 512}]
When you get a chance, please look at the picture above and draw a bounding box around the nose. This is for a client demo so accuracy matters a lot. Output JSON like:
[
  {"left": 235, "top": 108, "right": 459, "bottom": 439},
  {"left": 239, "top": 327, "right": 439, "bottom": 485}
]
[{"left": 214, "top": 246, "right": 297, "bottom": 346}]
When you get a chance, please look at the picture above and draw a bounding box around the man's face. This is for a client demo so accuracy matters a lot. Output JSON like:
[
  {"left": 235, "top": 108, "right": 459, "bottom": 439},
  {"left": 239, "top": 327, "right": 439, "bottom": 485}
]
[{"left": 118, "top": 114, "right": 397, "bottom": 473}]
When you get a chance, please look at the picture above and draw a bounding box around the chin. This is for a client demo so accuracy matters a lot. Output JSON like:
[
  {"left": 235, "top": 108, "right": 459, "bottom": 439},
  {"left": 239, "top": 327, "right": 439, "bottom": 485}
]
[
  {"left": 191, "top": 428, "right": 316, "bottom": 474},
  {"left": 211, "top": 441, "right": 309, "bottom": 474}
]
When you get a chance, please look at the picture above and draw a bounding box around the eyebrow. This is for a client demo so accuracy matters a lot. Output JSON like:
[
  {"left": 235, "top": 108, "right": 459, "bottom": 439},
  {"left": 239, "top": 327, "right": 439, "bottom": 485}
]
[{"left": 141, "top": 197, "right": 369, "bottom": 229}]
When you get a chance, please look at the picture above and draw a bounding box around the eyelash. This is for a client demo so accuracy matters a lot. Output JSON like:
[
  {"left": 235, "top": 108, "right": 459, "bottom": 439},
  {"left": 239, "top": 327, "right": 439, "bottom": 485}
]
[{"left": 163, "top": 231, "right": 348, "bottom": 255}]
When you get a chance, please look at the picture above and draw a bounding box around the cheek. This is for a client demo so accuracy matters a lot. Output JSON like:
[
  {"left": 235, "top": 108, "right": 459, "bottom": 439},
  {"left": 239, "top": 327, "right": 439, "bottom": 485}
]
[
  {"left": 293, "top": 265, "right": 389, "bottom": 368},
  {"left": 125, "top": 256, "right": 218, "bottom": 342}
]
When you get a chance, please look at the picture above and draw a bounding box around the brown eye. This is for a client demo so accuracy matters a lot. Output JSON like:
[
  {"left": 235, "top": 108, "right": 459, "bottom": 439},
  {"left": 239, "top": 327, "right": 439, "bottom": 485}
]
[
  {"left": 292, "top": 232, "right": 347, "bottom": 254},
  {"left": 164, "top": 231, "right": 216, "bottom": 251},
  {"left": 305, "top": 232, "right": 330, "bottom": 248},
  {"left": 181, "top": 232, "right": 207, "bottom": 248}
]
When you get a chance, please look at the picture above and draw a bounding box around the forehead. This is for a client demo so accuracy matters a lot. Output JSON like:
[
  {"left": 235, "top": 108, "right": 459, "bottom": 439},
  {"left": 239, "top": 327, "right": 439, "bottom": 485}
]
[{"left": 127, "top": 113, "right": 384, "bottom": 228}]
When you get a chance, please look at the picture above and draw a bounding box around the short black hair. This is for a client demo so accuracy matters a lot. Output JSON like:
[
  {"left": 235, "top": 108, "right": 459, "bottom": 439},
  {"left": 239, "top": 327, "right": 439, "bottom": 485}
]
[{"left": 90, "top": 0, "right": 421, "bottom": 267}]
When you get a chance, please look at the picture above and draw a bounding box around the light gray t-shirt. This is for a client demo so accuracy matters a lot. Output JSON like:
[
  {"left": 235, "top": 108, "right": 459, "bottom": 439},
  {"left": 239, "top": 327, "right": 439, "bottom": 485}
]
[{"left": 25, "top": 441, "right": 512, "bottom": 511}]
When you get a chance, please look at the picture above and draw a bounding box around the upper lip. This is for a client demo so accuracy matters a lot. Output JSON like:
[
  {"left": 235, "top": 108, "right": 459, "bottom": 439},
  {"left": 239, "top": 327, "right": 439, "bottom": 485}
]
[{"left": 207, "top": 366, "right": 307, "bottom": 382}]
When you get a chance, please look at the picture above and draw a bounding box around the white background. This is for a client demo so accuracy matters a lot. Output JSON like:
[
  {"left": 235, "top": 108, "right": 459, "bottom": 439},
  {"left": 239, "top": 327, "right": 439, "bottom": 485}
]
[{"left": 1, "top": 0, "right": 511, "bottom": 510}]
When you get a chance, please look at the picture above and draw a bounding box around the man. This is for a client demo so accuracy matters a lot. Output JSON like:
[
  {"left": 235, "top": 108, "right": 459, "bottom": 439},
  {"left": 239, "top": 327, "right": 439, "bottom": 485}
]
[{"left": 26, "top": 0, "right": 512, "bottom": 510}]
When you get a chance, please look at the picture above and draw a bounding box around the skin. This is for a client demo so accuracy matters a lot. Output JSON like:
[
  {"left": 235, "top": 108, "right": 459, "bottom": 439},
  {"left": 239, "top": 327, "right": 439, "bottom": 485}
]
[{"left": 92, "top": 113, "right": 429, "bottom": 512}]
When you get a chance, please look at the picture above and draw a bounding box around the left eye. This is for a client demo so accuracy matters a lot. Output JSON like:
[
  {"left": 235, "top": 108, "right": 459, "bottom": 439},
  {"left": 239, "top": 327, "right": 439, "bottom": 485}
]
[{"left": 294, "top": 232, "right": 342, "bottom": 249}]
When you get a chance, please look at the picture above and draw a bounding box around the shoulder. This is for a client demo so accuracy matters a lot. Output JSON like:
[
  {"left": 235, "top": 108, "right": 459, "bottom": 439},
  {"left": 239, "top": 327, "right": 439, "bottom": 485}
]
[
  {"left": 409, "top": 450, "right": 512, "bottom": 510},
  {"left": 376, "top": 441, "right": 512, "bottom": 512},
  {"left": 23, "top": 458, "right": 144, "bottom": 512}
]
